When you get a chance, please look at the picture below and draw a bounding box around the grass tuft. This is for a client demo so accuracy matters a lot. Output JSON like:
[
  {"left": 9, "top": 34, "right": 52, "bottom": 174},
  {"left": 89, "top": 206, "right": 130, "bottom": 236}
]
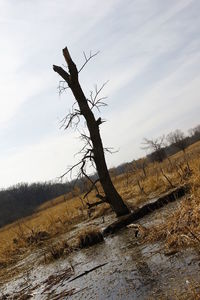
[{"left": 77, "top": 228, "right": 104, "bottom": 248}]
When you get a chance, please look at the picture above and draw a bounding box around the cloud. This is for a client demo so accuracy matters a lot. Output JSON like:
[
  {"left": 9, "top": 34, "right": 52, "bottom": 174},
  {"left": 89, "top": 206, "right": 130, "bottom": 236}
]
[
  {"left": 0, "top": 131, "right": 82, "bottom": 187},
  {"left": 0, "top": 0, "right": 200, "bottom": 187}
]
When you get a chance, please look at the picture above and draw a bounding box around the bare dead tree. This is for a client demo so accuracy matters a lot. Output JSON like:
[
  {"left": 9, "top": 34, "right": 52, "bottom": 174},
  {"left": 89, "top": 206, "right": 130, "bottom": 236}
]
[
  {"left": 53, "top": 47, "right": 130, "bottom": 217},
  {"left": 167, "top": 129, "right": 191, "bottom": 172},
  {"left": 188, "top": 124, "right": 200, "bottom": 137},
  {"left": 166, "top": 130, "right": 188, "bottom": 153},
  {"left": 142, "top": 136, "right": 166, "bottom": 163},
  {"left": 142, "top": 136, "right": 174, "bottom": 188}
]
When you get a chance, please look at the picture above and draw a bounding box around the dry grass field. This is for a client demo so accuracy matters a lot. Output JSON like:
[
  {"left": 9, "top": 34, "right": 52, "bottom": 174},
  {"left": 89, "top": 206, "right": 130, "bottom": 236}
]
[{"left": 0, "top": 141, "right": 200, "bottom": 269}]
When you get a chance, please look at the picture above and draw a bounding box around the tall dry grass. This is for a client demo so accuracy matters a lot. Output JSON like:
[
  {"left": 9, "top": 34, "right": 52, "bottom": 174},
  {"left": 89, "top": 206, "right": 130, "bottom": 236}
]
[
  {"left": 0, "top": 141, "right": 199, "bottom": 267},
  {"left": 145, "top": 159, "right": 200, "bottom": 253}
]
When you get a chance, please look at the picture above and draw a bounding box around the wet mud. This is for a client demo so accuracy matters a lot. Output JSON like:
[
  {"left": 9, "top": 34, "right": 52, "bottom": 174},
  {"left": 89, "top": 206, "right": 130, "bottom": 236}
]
[{"left": 1, "top": 197, "right": 200, "bottom": 299}]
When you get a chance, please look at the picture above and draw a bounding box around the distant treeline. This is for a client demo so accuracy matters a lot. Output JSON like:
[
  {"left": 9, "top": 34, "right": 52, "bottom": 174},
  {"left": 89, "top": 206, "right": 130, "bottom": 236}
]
[
  {"left": 0, "top": 124, "right": 199, "bottom": 228},
  {"left": 0, "top": 180, "right": 88, "bottom": 228}
]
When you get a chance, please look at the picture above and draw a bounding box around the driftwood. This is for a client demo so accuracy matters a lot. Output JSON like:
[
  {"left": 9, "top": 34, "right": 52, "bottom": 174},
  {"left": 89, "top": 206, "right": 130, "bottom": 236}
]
[{"left": 103, "top": 185, "right": 188, "bottom": 236}]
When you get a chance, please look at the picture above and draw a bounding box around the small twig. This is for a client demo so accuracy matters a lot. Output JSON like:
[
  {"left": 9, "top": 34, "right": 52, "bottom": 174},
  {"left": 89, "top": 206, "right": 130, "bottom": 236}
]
[
  {"left": 57, "top": 80, "right": 69, "bottom": 95},
  {"left": 104, "top": 147, "right": 118, "bottom": 154},
  {"left": 78, "top": 50, "right": 100, "bottom": 73},
  {"left": 87, "top": 81, "right": 109, "bottom": 112},
  {"left": 59, "top": 106, "right": 81, "bottom": 130},
  {"left": 60, "top": 161, "right": 83, "bottom": 180},
  {"left": 84, "top": 178, "right": 100, "bottom": 199}
]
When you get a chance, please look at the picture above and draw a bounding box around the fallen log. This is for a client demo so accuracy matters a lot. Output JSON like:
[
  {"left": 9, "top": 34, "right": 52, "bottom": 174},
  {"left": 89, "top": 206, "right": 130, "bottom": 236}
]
[{"left": 103, "top": 185, "right": 189, "bottom": 236}]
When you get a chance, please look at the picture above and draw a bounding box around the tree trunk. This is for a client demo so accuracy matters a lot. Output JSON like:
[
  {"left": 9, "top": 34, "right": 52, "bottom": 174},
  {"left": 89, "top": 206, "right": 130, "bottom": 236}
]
[{"left": 53, "top": 47, "right": 130, "bottom": 217}]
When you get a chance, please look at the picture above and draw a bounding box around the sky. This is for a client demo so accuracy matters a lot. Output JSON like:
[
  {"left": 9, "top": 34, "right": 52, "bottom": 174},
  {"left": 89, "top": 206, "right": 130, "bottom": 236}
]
[{"left": 0, "top": 0, "right": 200, "bottom": 188}]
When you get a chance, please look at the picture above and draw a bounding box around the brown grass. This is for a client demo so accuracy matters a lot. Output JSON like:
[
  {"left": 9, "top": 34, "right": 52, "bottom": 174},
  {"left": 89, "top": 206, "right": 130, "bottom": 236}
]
[
  {"left": 77, "top": 228, "right": 104, "bottom": 248},
  {"left": 144, "top": 155, "right": 200, "bottom": 253},
  {"left": 0, "top": 141, "right": 200, "bottom": 267},
  {"left": 44, "top": 240, "right": 73, "bottom": 263}
]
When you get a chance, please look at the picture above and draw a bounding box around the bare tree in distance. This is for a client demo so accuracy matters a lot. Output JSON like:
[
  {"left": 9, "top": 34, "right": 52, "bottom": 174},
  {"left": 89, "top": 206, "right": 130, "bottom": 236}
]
[
  {"left": 166, "top": 129, "right": 188, "bottom": 153},
  {"left": 141, "top": 135, "right": 167, "bottom": 163},
  {"left": 188, "top": 124, "right": 200, "bottom": 139},
  {"left": 167, "top": 129, "right": 191, "bottom": 172},
  {"left": 142, "top": 136, "right": 174, "bottom": 188},
  {"left": 53, "top": 47, "right": 130, "bottom": 217}
]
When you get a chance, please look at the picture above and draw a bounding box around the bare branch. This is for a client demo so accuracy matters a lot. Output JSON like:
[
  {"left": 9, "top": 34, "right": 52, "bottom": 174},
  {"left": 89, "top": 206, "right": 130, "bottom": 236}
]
[
  {"left": 79, "top": 159, "right": 101, "bottom": 199},
  {"left": 57, "top": 80, "right": 69, "bottom": 95},
  {"left": 59, "top": 101, "right": 81, "bottom": 130},
  {"left": 61, "top": 111, "right": 81, "bottom": 130},
  {"left": 104, "top": 147, "right": 118, "bottom": 154},
  {"left": 53, "top": 65, "right": 70, "bottom": 84},
  {"left": 78, "top": 50, "right": 100, "bottom": 73},
  {"left": 74, "top": 132, "right": 93, "bottom": 159},
  {"left": 60, "top": 161, "right": 83, "bottom": 180},
  {"left": 87, "top": 81, "right": 109, "bottom": 112},
  {"left": 84, "top": 178, "right": 100, "bottom": 199}
]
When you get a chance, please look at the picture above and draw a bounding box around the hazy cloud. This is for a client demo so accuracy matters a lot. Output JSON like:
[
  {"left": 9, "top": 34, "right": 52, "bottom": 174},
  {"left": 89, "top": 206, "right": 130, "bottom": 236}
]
[{"left": 0, "top": 0, "right": 200, "bottom": 187}]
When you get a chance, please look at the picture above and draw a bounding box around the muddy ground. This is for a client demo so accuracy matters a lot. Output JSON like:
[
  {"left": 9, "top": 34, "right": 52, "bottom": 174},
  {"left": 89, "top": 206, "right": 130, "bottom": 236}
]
[{"left": 0, "top": 198, "right": 200, "bottom": 299}]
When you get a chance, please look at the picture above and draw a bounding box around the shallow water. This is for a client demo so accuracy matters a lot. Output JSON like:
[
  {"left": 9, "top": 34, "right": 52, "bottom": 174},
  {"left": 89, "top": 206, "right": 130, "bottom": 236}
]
[{"left": 1, "top": 199, "right": 200, "bottom": 299}]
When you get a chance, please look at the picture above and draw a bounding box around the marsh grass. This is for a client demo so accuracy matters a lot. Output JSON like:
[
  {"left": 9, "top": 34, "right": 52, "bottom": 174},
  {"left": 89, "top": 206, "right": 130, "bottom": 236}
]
[
  {"left": 44, "top": 240, "right": 73, "bottom": 262},
  {"left": 0, "top": 141, "right": 200, "bottom": 268},
  {"left": 144, "top": 159, "right": 200, "bottom": 253},
  {"left": 77, "top": 228, "right": 104, "bottom": 248}
]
